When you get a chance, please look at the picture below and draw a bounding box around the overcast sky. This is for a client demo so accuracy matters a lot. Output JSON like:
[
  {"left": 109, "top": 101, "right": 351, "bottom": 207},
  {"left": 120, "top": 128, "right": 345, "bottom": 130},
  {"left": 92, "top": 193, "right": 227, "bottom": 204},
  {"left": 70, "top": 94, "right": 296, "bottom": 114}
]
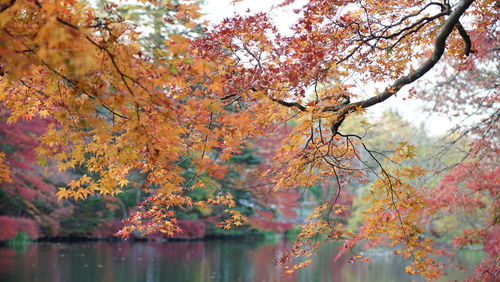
[{"left": 201, "top": 0, "right": 453, "bottom": 136}]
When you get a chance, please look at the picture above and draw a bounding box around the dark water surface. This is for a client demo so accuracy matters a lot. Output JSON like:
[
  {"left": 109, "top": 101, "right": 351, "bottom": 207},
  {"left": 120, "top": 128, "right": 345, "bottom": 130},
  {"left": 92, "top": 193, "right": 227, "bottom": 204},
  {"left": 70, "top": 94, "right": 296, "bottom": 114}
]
[{"left": 0, "top": 239, "right": 482, "bottom": 282}]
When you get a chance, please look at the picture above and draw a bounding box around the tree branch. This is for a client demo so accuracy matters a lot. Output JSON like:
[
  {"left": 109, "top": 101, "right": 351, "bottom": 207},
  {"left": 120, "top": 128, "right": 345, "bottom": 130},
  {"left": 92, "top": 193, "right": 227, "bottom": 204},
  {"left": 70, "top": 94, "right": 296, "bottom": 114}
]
[
  {"left": 456, "top": 21, "right": 474, "bottom": 56},
  {"left": 328, "top": 0, "right": 475, "bottom": 134},
  {"left": 270, "top": 97, "right": 306, "bottom": 111},
  {"left": 0, "top": 0, "right": 15, "bottom": 13}
]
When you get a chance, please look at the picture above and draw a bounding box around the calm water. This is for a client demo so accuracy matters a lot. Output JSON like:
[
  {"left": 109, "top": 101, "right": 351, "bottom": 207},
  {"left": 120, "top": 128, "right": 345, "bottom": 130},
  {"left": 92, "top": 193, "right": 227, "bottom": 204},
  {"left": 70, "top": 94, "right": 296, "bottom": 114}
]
[{"left": 0, "top": 239, "right": 482, "bottom": 282}]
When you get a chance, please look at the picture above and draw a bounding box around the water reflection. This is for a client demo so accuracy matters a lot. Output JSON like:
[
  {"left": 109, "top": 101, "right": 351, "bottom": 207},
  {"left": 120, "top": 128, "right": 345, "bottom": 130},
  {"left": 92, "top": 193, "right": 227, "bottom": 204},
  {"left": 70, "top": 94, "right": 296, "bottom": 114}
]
[{"left": 0, "top": 240, "right": 481, "bottom": 282}]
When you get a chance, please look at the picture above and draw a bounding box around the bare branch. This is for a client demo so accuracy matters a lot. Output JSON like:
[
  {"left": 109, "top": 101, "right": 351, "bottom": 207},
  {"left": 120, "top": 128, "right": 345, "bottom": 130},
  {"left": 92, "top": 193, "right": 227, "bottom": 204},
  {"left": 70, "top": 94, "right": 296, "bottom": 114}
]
[
  {"left": 0, "top": 0, "right": 15, "bottom": 13},
  {"left": 270, "top": 97, "right": 307, "bottom": 111},
  {"left": 328, "top": 0, "right": 475, "bottom": 134},
  {"left": 456, "top": 21, "right": 474, "bottom": 56}
]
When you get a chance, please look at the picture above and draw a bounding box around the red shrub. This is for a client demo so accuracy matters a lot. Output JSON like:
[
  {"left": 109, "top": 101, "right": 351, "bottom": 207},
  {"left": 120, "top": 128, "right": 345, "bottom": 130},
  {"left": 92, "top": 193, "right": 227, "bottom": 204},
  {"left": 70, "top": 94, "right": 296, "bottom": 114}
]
[
  {"left": 15, "top": 217, "right": 39, "bottom": 239},
  {"left": 0, "top": 216, "right": 39, "bottom": 240},
  {"left": 0, "top": 216, "right": 17, "bottom": 241},
  {"left": 144, "top": 219, "right": 206, "bottom": 240},
  {"left": 251, "top": 211, "right": 294, "bottom": 234},
  {"left": 172, "top": 220, "right": 206, "bottom": 239},
  {"left": 92, "top": 219, "right": 124, "bottom": 238}
]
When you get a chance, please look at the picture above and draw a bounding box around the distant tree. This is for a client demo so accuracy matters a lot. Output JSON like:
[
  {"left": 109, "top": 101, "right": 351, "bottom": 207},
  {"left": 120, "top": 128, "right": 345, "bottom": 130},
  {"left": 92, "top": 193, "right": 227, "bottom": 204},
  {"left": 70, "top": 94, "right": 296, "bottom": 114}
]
[
  {"left": 413, "top": 12, "right": 499, "bottom": 280},
  {"left": 0, "top": 112, "right": 63, "bottom": 236}
]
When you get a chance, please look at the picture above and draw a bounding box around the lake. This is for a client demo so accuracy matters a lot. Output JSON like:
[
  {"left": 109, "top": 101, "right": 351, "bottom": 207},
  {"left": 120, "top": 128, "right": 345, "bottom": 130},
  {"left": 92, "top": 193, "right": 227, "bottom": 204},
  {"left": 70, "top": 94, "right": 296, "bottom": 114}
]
[{"left": 0, "top": 239, "right": 482, "bottom": 282}]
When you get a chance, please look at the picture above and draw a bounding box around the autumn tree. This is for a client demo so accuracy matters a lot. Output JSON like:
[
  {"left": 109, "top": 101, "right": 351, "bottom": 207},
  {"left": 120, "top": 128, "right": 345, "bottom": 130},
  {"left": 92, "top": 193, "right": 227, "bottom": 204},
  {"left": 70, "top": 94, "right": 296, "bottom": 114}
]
[
  {"left": 0, "top": 0, "right": 497, "bottom": 280},
  {"left": 413, "top": 13, "right": 499, "bottom": 279}
]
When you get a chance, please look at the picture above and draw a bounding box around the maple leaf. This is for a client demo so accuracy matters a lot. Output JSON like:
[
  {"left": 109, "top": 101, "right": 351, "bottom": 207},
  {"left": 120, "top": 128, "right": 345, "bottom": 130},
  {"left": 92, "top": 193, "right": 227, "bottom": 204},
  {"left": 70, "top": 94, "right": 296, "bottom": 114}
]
[{"left": 56, "top": 188, "right": 70, "bottom": 201}]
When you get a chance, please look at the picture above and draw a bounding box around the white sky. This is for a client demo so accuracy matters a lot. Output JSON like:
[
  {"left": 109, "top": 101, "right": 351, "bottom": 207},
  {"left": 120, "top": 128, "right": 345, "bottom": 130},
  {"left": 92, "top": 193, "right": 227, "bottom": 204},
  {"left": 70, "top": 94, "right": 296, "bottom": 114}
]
[
  {"left": 202, "top": 0, "right": 307, "bottom": 34},
  {"left": 201, "top": 0, "right": 453, "bottom": 136}
]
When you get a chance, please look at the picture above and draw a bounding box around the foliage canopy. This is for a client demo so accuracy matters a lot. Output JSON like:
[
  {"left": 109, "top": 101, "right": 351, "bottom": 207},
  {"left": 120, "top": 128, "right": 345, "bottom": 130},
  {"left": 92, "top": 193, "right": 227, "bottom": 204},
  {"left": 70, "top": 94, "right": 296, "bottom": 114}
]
[{"left": 0, "top": 0, "right": 498, "bottom": 280}]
